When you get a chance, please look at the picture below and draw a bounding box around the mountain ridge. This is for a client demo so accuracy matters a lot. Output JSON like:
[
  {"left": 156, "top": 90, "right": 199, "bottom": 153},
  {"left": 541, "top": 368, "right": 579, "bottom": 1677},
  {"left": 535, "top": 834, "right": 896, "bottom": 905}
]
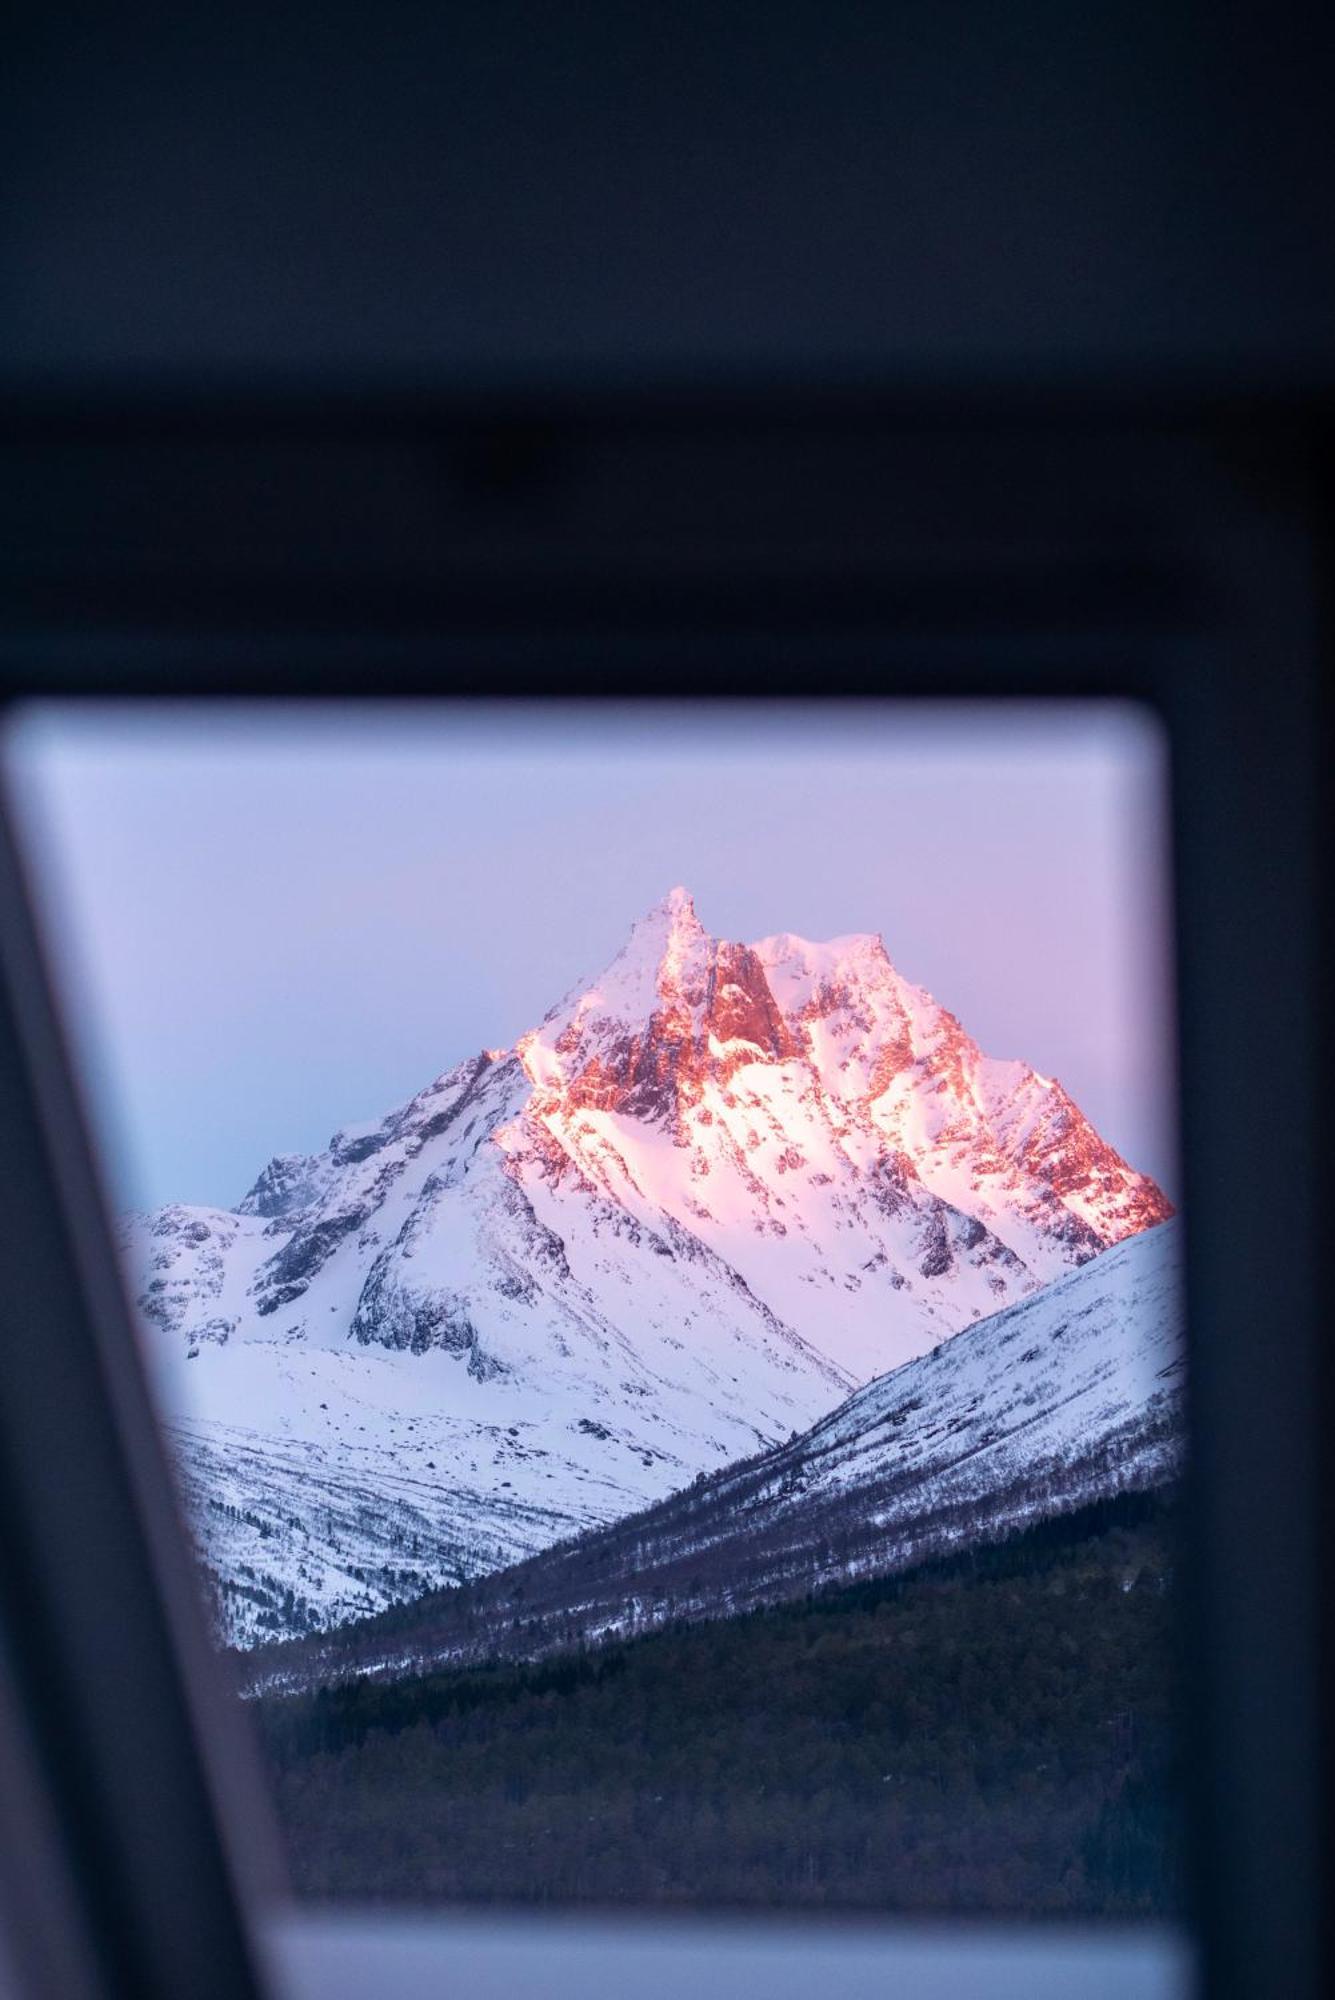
[
  {"left": 122, "top": 889, "right": 1171, "bottom": 1644},
  {"left": 243, "top": 1217, "right": 1184, "bottom": 1696}
]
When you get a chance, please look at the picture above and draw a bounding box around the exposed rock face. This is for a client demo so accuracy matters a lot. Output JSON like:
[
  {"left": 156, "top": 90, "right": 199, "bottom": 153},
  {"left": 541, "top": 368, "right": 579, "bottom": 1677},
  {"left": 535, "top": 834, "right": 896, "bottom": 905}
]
[
  {"left": 705, "top": 940, "right": 799, "bottom": 1071},
  {"left": 546, "top": 910, "right": 798, "bottom": 1123},
  {"left": 237, "top": 1154, "right": 331, "bottom": 1220},
  {"left": 122, "top": 886, "right": 1171, "bottom": 1645},
  {"left": 517, "top": 890, "right": 1170, "bottom": 1352}
]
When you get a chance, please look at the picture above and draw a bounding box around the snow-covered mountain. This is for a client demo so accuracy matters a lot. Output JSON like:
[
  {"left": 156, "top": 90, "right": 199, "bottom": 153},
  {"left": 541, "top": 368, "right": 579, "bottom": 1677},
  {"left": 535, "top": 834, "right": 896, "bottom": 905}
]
[
  {"left": 246, "top": 1217, "right": 1185, "bottom": 1693},
  {"left": 122, "top": 888, "right": 1170, "bottom": 1644}
]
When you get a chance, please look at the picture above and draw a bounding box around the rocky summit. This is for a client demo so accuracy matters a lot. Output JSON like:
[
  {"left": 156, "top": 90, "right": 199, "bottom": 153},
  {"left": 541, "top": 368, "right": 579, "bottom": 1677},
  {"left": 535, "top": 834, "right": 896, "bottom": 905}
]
[{"left": 122, "top": 889, "right": 1171, "bottom": 1644}]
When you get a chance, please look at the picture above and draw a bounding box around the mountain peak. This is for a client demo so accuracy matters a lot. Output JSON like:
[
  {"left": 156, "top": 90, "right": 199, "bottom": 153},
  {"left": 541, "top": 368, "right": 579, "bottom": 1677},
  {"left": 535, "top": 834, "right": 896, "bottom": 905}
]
[
  {"left": 631, "top": 884, "right": 704, "bottom": 939},
  {"left": 131, "top": 883, "right": 1176, "bottom": 1647},
  {"left": 616, "top": 886, "right": 709, "bottom": 981},
  {"left": 519, "top": 888, "right": 1169, "bottom": 1268}
]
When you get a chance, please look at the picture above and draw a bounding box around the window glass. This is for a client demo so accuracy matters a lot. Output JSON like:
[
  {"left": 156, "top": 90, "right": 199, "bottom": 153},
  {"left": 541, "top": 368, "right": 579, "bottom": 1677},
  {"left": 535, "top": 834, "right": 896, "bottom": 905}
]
[{"left": 3, "top": 698, "right": 1183, "bottom": 1921}]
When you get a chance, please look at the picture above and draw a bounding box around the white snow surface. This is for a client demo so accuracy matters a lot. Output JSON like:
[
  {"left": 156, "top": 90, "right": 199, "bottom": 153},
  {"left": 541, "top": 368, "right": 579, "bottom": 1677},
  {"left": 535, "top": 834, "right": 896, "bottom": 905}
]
[
  {"left": 246, "top": 1219, "right": 1185, "bottom": 1692},
  {"left": 732, "top": 1214, "right": 1184, "bottom": 1547},
  {"left": 121, "top": 888, "right": 1171, "bottom": 1645}
]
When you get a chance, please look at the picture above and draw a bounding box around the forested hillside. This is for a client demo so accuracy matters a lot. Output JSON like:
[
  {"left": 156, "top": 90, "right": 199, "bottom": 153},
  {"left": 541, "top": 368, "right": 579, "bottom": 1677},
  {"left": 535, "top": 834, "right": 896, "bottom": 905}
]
[{"left": 256, "top": 1490, "right": 1181, "bottom": 1916}]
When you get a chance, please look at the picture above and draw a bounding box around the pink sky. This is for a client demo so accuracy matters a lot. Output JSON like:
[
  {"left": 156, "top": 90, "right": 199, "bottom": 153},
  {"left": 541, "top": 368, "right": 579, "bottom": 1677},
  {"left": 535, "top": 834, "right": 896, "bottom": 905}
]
[{"left": 5, "top": 698, "right": 1177, "bottom": 1210}]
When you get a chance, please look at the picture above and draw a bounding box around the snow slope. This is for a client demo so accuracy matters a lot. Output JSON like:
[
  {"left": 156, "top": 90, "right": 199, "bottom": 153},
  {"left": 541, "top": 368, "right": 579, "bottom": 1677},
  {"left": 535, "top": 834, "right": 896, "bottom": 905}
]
[
  {"left": 246, "top": 1218, "right": 1185, "bottom": 1691},
  {"left": 122, "top": 889, "right": 1171, "bottom": 1643}
]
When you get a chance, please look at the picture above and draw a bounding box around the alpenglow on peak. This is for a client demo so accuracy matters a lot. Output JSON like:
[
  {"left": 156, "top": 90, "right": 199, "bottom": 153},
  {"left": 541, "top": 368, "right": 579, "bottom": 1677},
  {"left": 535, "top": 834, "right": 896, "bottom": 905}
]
[{"left": 124, "top": 888, "right": 1172, "bottom": 1644}]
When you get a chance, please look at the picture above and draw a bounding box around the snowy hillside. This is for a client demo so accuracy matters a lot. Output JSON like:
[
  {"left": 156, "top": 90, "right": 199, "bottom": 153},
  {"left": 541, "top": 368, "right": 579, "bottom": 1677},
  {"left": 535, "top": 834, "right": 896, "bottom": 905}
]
[
  {"left": 122, "top": 888, "right": 1171, "bottom": 1644},
  {"left": 247, "top": 1218, "right": 1185, "bottom": 1691}
]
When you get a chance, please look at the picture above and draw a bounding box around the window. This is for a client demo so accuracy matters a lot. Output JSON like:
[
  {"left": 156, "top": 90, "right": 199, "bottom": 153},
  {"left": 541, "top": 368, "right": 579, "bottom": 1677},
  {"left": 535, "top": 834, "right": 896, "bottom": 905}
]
[
  {"left": 5, "top": 696, "right": 1186, "bottom": 1941},
  {"left": 3, "top": 395, "right": 1324, "bottom": 2000}
]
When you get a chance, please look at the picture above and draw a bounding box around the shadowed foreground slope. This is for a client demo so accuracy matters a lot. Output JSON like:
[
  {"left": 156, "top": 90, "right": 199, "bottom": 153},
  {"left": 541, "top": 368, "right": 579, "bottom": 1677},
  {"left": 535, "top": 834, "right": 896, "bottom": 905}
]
[
  {"left": 246, "top": 1221, "right": 1181, "bottom": 1695},
  {"left": 257, "top": 1492, "right": 1181, "bottom": 1917}
]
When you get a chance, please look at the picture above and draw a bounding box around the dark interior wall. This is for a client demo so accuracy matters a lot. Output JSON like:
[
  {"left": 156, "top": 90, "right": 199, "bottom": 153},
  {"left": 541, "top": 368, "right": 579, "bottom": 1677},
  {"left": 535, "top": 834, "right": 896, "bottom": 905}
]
[
  {"left": 1, "top": 11, "right": 1332, "bottom": 2000},
  {"left": 2, "top": 1, "right": 1332, "bottom": 386}
]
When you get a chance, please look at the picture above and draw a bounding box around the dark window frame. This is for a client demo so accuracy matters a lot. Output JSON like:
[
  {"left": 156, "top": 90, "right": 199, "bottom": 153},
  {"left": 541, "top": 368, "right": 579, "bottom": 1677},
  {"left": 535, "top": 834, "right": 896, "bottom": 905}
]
[{"left": 0, "top": 390, "right": 1329, "bottom": 2000}]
